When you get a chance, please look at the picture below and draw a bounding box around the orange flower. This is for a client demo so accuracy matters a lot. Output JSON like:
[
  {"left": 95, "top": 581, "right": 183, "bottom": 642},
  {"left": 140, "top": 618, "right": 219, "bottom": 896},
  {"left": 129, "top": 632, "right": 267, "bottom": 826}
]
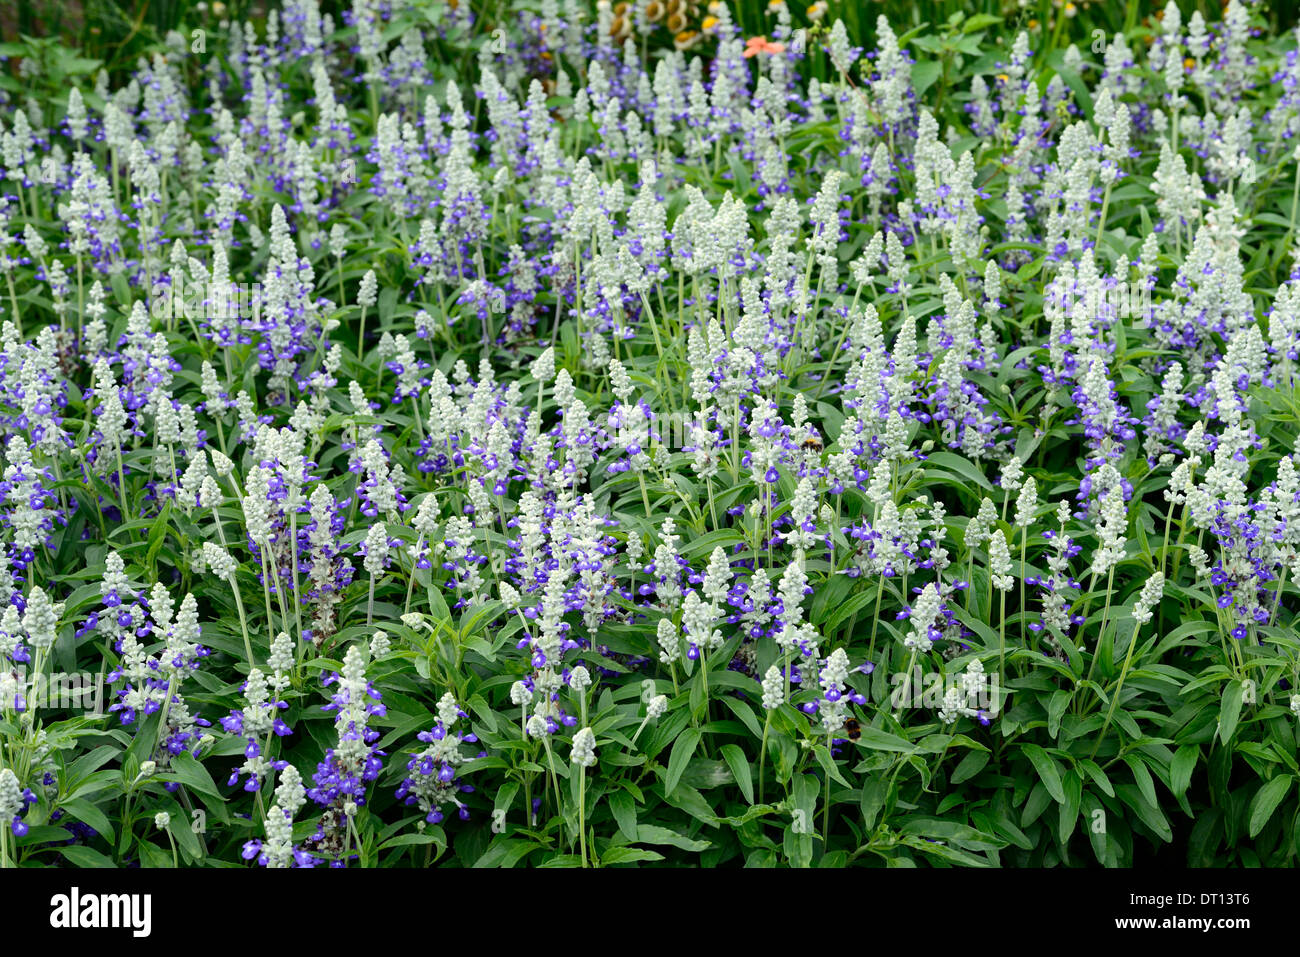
[{"left": 743, "top": 35, "right": 787, "bottom": 58}]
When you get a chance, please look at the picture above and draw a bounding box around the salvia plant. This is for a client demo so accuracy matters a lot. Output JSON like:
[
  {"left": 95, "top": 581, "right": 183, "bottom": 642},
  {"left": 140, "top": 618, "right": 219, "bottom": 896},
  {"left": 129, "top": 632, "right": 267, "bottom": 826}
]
[{"left": 0, "top": 0, "right": 1297, "bottom": 870}]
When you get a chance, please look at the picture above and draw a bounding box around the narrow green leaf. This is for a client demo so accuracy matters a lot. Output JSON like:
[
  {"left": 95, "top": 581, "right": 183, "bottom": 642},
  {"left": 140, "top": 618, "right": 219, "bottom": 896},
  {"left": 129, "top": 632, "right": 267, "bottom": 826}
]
[
  {"left": 1219, "top": 680, "right": 1244, "bottom": 745},
  {"left": 1022, "top": 744, "right": 1065, "bottom": 804},
  {"left": 1170, "top": 745, "right": 1198, "bottom": 798},
  {"left": 720, "top": 744, "right": 754, "bottom": 804},
  {"left": 1248, "top": 776, "right": 1293, "bottom": 838},
  {"left": 664, "top": 728, "right": 702, "bottom": 797},
  {"left": 635, "top": 824, "right": 710, "bottom": 852},
  {"left": 609, "top": 789, "right": 638, "bottom": 842}
]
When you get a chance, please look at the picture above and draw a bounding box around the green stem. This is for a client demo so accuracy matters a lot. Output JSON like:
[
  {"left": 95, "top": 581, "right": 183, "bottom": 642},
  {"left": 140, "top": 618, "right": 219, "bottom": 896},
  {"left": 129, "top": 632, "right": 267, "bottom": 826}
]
[
  {"left": 1090, "top": 619, "right": 1143, "bottom": 761},
  {"left": 758, "top": 709, "right": 772, "bottom": 806},
  {"left": 578, "top": 765, "right": 588, "bottom": 868},
  {"left": 228, "top": 572, "right": 254, "bottom": 669}
]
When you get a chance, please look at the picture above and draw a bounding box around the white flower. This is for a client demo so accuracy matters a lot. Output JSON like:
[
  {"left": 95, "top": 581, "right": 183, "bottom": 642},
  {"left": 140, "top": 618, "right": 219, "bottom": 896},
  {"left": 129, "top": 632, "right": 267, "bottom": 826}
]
[
  {"left": 0, "top": 768, "right": 21, "bottom": 819},
  {"left": 907, "top": 583, "right": 943, "bottom": 652},
  {"left": 656, "top": 618, "right": 680, "bottom": 665},
  {"left": 363, "top": 524, "right": 390, "bottom": 576},
  {"left": 22, "top": 586, "right": 60, "bottom": 652},
  {"left": 437, "top": 692, "right": 460, "bottom": 728},
  {"left": 570, "top": 727, "right": 597, "bottom": 767},
  {"left": 569, "top": 665, "right": 592, "bottom": 695},
  {"left": 1015, "top": 477, "right": 1038, "bottom": 529},
  {"left": 203, "top": 542, "right": 238, "bottom": 579},
  {"left": 988, "top": 530, "right": 1013, "bottom": 592},
  {"left": 358, "top": 269, "right": 378, "bottom": 308},
  {"left": 761, "top": 665, "right": 784, "bottom": 711},
  {"left": 532, "top": 346, "right": 556, "bottom": 383},
  {"left": 1132, "top": 571, "right": 1165, "bottom": 625}
]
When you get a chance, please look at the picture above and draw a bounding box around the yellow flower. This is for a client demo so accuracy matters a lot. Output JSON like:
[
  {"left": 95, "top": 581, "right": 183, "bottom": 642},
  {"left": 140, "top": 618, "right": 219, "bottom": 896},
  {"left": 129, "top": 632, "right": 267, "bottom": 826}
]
[
  {"left": 702, "top": 15, "right": 720, "bottom": 31},
  {"left": 674, "top": 29, "right": 701, "bottom": 50},
  {"left": 807, "top": 1, "right": 828, "bottom": 22}
]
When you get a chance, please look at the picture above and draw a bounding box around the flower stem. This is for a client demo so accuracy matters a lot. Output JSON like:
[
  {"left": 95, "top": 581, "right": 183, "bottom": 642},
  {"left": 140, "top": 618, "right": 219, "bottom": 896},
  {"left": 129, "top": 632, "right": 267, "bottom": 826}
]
[
  {"left": 578, "top": 765, "right": 588, "bottom": 868},
  {"left": 1090, "top": 620, "right": 1142, "bottom": 761}
]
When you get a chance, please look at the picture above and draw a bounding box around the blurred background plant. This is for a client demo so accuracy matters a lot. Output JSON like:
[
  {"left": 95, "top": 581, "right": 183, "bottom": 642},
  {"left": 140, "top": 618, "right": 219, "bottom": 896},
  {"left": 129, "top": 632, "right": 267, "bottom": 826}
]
[
  {"left": 9, "top": 0, "right": 1300, "bottom": 70},
  {"left": 5, "top": 0, "right": 1300, "bottom": 83},
  {"left": 1, "top": 0, "right": 260, "bottom": 81}
]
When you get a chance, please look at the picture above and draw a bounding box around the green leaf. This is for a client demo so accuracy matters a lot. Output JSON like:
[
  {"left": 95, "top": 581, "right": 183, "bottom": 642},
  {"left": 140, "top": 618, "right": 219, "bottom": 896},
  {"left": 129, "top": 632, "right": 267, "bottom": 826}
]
[
  {"left": 58, "top": 798, "right": 115, "bottom": 846},
  {"left": 494, "top": 782, "right": 519, "bottom": 818},
  {"left": 1248, "top": 776, "right": 1293, "bottom": 839},
  {"left": 962, "top": 13, "right": 1002, "bottom": 32},
  {"left": 1021, "top": 744, "right": 1065, "bottom": 804},
  {"left": 1082, "top": 792, "right": 1110, "bottom": 865},
  {"left": 860, "top": 775, "right": 889, "bottom": 831},
  {"left": 904, "top": 836, "right": 993, "bottom": 868},
  {"left": 898, "top": 818, "right": 1005, "bottom": 851},
  {"left": 609, "top": 789, "right": 638, "bottom": 842},
  {"left": 1116, "top": 784, "right": 1173, "bottom": 843},
  {"left": 1170, "top": 745, "right": 1198, "bottom": 798},
  {"left": 720, "top": 744, "right": 754, "bottom": 804},
  {"left": 635, "top": 824, "right": 710, "bottom": 852},
  {"left": 925, "top": 451, "right": 992, "bottom": 491},
  {"left": 950, "top": 749, "right": 989, "bottom": 784},
  {"left": 820, "top": 587, "right": 887, "bottom": 636},
  {"left": 1219, "top": 679, "right": 1245, "bottom": 745},
  {"left": 856, "top": 726, "right": 915, "bottom": 754},
  {"left": 379, "top": 832, "right": 447, "bottom": 853},
  {"left": 679, "top": 529, "right": 747, "bottom": 561},
  {"left": 789, "top": 773, "right": 819, "bottom": 868},
  {"left": 814, "top": 745, "right": 852, "bottom": 789},
  {"left": 664, "top": 728, "right": 702, "bottom": 797},
  {"left": 1046, "top": 690, "right": 1070, "bottom": 739},
  {"left": 660, "top": 779, "right": 719, "bottom": 826},
  {"left": 58, "top": 845, "right": 116, "bottom": 868},
  {"left": 161, "top": 751, "right": 225, "bottom": 804},
  {"left": 1077, "top": 759, "right": 1115, "bottom": 798},
  {"left": 473, "top": 839, "right": 539, "bottom": 868},
  {"left": 1059, "top": 770, "right": 1084, "bottom": 844},
  {"left": 911, "top": 60, "right": 943, "bottom": 99},
  {"left": 719, "top": 696, "right": 764, "bottom": 740},
  {"left": 1124, "top": 754, "right": 1159, "bottom": 809},
  {"left": 145, "top": 500, "right": 172, "bottom": 573},
  {"left": 602, "top": 847, "right": 665, "bottom": 865}
]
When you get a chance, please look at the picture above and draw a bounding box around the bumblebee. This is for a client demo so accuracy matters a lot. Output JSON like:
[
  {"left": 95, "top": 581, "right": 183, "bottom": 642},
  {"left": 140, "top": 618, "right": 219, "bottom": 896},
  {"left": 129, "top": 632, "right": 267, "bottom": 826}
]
[{"left": 841, "top": 716, "right": 861, "bottom": 742}]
